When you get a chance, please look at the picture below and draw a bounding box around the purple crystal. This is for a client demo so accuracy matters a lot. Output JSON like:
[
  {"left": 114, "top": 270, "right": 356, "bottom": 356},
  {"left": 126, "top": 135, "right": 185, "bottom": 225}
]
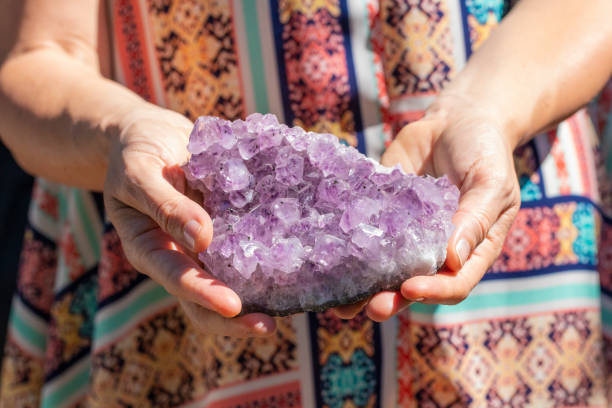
[{"left": 185, "top": 113, "right": 459, "bottom": 315}]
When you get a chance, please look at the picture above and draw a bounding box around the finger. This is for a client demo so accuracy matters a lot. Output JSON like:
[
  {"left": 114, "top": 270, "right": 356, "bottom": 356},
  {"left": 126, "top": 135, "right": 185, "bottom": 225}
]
[
  {"left": 381, "top": 141, "right": 419, "bottom": 174},
  {"left": 365, "top": 291, "right": 412, "bottom": 322},
  {"left": 445, "top": 171, "right": 518, "bottom": 272},
  {"left": 180, "top": 300, "right": 277, "bottom": 338},
  {"left": 107, "top": 200, "right": 241, "bottom": 317},
  {"left": 332, "top": 297, "right": 370, "bottom": 320},
  {"left": 118, "top": 156, "right": 213, "bottom": 253},
  {"left": 381, "top": 119, "right": 441, "bottom": 174},
  {"left": 400, "top": 267, "right": 480, "bottom": 305},
  {"left": 401, "top": 207, "right": 518, "bottom": 304}
]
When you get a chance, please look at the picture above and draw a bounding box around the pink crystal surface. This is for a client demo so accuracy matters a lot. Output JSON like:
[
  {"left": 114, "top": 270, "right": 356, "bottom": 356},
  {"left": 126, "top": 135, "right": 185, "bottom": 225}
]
[{"left": 185, "top": 113, "right": 459, "bottom": 315}]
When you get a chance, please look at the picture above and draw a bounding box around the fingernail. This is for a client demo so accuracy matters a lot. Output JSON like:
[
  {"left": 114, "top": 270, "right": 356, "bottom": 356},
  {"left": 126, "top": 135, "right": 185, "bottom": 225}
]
[
  {"left": 184, "top": 220, "right": 201, "bottom": 250},
  {"left": 456, "top": 238, "right": 470, "bottom": 266},
  {"left": 413, "top": 298, "right": 424, "bottom": 302}
]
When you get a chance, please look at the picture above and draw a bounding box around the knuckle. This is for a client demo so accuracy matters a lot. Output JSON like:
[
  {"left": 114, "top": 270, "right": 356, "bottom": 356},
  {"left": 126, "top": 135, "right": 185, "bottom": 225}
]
[
  {"left": 491, "top": 244, "right": 504, "bottom": 264},
  {"left": 105, "top": 204, "right": 118, "bottom": 224},
  {"left": 499, "top": 180, "right": 519, "bottom": 204},
  {"left": 119, "top": 238, "right": 146, "bottom": 274},
  {"left": 163, "top": 279, "right": 180, "bottom": 297},
  {"left": 398, "top": 122, "right": 420, "bottom": 137},
  {"left": 467, "top": 209, "right": 490, "bottom": 244},
  {"left": 450, "top": 288, "right": 469, "bottom": 305},
  {"left": 120, "top": 163, "right": 146, "bottom": 201},
  {"left": 181, "top": 304, "right": 206, "bottom": 332},
  {"left": 154, "top": 197, "right": 182, "bottom": 233},
  {"left": 510, "top": 188, "right": 521, "bottom": 207},
  {"left": 397, "top": 122, "right": 430, "bottom": 144},
  {"left": 497, "top": 178, "right": 513, "bottom": 196}
]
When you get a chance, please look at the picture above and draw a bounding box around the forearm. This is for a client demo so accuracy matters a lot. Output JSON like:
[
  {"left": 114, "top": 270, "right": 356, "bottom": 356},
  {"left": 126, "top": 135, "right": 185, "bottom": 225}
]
[
  {"left": 436, "top": 0, "right": 612, "bottom": 148},
  {"left": 0, "top": 46, "right": 154, "bottom": 191}
]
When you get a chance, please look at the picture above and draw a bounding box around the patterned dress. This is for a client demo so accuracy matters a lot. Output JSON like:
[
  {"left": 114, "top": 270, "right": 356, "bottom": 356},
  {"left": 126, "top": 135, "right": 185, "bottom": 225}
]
[{"left": 2, "top": 1, "right": 612, "bottom": 407}]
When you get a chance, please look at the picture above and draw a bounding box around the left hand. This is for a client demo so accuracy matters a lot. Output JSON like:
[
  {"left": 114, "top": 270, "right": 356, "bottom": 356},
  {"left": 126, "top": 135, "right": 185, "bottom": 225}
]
[
  {"left": 333, "top": 94, "right": 521, "bottom": 321},
  {"left": 104, "top": 107, "right": 277, "bottom": 337}
]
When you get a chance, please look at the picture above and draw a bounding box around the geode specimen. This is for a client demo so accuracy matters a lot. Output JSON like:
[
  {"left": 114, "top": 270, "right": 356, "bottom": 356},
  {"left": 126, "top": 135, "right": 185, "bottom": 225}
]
[{"left": 185, "top": 113, "right": 459, "bottom": 316}]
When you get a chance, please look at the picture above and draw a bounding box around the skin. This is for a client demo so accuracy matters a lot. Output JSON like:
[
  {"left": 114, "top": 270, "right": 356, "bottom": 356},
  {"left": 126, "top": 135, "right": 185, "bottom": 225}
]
[{"left": 1, "top": 0, "right": 611, "bottom": 334}]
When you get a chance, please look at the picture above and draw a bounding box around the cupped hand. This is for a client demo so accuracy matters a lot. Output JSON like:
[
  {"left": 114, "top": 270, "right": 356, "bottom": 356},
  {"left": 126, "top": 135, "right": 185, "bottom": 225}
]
[
  {"left": 334, "top": 94, "right": 521, "bottom": 321},
  {"left": 104, "top": 106, "right": 276, "bottom": 337}
]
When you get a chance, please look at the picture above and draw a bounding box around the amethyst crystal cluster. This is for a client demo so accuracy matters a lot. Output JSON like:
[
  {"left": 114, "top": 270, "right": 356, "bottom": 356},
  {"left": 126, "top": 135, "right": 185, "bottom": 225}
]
[{"left": 185, "top": 113, "right": 459, "bottom": 315}]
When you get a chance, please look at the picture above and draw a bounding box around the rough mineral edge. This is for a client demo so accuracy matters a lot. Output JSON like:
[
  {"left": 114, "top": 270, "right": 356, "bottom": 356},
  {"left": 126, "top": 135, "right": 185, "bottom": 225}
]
[{"left": 184, "top": 113, "right": 459, "bottom": 316}]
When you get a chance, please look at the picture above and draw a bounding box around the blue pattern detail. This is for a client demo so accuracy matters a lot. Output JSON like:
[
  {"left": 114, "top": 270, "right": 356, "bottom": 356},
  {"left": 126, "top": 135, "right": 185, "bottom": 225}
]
[
  {"left": 519, "top": 175, "right": 543, "bottom": 201},
  {"left": 321, "top": 349, "right": 376, "bottom": 408},
  {"left": 465, "top": 0, "right": 505, "bottom": 24},
  {"left": 572, "top": 202, "right": 597, "bottom": 264},
  {"left": 69, "top": 274, "right": 98, "bottom": 338}
]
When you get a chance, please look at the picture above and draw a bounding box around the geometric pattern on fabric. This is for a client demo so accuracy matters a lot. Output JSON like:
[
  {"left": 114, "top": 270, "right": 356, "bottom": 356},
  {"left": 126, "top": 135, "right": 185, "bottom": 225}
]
[
  {"left": 88, "top": 306, "right": 298, "bottom": 407},
  {"left": 308, "top": 310, "right": 381, "bottom": 408},
  {"left": 15, "top": 227, "right": 57, "bottom": 319},
  {"left": 113, "top": 0, "right": 157, "bottom": 102},
  {"left": 489, "top": 200, "right": 599, "bottom": 277},
  {"left": 97, "top": 227, "right": 144, "bottom": 305},
  {"left": 44, "top": 271, "right": 97, "bottom": 381},
  {"left": 1, "top": 337, "right": 45, "bottom": 408},
  {"left": 534, "top": 110, "right": 601, "bottom": 202},
  {"left": 378, "top": 0, "right": 455, "bottom": 98},
  {"left": 398, "top": 308, "right": 606, "bottom": 407},
  {"left": 146, "top": 0, "right": 246, "bottom": 121},
  {"left": 270, "top": 0, "right": 365, "bottom": 149}
]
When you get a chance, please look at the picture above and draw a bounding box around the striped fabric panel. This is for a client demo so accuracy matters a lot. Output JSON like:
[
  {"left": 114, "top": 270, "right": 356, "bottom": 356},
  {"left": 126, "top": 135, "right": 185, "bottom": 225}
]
[
  {"left": 268, "top": 0, "right": 368, "bottom": 152},
  {"left": 54, "top": 188, "right": 102, "bottom": 291},
  {"left": 40, "top": 358, "right": 91, "bottom": 408},
  {"left": 28, "top": 179, "right": 62, "bottom": 242},
  {"left": 92, "top": 279, "right": 175, "bottom": 351},
  {"left": 136, "top": 0, "right": 170, "bottom": 106},
  {"left": 375, "top": 0, "right": 469, "bottom": 135},
  {"left": 9, "top": 183, "right": 102, "bottom": 345},
  {"left": 8, "top": 297, "right": 48, "bottom": 359},
  {"left": 232, "top": 0, "right": 284, "bottom": 118},
  {"left": 180, "top": 376, "right": 301, "bottom": 408},
  {"left": 346, "top": 0, "right": 386, "bottom": 160},
  {"left": 109, "top": 0, "right": 158, "bottom": 102},
  {"left": 410, "top": 270, "right": 601, "bottom": 325},
  {"left": 536, "top": 110, "right": 600, "bottom": 201}
]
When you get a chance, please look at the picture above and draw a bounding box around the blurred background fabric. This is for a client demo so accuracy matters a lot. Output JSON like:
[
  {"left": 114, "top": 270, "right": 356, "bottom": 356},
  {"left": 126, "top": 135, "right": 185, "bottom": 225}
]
[
  {"left": 0, "top": 144, "right": 32, "bottom": 358},
  {"left": 0, "top": 0, "right": 30, "bottom": 367}
]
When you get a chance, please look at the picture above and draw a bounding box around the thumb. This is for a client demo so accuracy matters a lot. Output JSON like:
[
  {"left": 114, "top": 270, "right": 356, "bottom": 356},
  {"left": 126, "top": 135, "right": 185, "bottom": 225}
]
[
  {"left": 119, "top": 160, "right": 214, "bottom": 253},
  {"left": 445, "top": 175, "right": 518, "bottom": 272}
]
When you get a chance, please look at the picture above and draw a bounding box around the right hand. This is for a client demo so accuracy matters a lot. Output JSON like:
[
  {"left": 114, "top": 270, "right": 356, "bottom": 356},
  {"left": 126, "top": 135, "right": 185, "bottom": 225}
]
[{"left": 104, "top": 106, "right": 276, "bottom": 337}]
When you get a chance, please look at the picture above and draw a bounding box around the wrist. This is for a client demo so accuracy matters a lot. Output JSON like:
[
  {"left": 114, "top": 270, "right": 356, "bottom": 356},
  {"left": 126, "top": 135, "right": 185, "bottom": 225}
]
[
  {"left": 112, "top": 102, "right": 192, "bottom": 145},
  {"left": 427, "top": 87, "right": 525, "bottom": 151}
]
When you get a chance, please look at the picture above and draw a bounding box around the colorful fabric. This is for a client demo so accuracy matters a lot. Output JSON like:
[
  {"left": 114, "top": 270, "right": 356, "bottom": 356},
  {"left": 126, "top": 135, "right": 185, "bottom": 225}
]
[{"left": 2, "top": 0, "right": 611, "bottom": 407}]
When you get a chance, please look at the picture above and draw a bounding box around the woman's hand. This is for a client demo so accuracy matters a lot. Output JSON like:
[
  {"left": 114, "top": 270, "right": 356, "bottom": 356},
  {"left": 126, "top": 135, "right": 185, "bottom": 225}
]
[
  {"left": 104, "top": 107, "right": 276, "bottom": 337},
  {"left": 334, "top": 94, "right": 521, "bottom": 321}
]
